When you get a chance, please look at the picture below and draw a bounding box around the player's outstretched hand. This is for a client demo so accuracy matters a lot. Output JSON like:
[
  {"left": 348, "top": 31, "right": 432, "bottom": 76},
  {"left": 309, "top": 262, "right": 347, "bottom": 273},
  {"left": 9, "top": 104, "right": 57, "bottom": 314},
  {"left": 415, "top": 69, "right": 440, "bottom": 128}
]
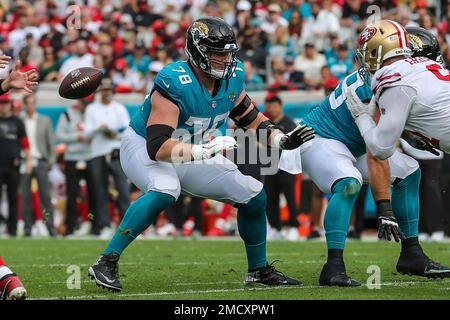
[
  {"left": 279, "top": 124, "right": 315, "bottom": 150},
  {"left": 378, "top": 215, "right": 405, "bottom": 242},
  {"left": 401, "top": 130, "right": 441, "bottom": 156},
  {"left": 192, "top": 136, "right": 237, "bottom": 160},
  {"left": 2, "top": 60, "right": 38, "bottom": 93}
]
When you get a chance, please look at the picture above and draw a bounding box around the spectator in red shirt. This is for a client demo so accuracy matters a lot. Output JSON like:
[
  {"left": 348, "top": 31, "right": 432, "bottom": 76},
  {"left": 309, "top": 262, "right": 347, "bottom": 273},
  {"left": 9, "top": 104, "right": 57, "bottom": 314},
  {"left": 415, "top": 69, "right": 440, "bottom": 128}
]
[
  {"left": 268, "top": 65, "right": 297, "bottom": 93},
  {"left": 111, "top": 58, "right": 145, "bottom": 93},
  {"left": 321, "top": 65, "right": 340, "bottom": 94},
  {"left": 17, "top": 47, "right": 38, "bottom": 78}
]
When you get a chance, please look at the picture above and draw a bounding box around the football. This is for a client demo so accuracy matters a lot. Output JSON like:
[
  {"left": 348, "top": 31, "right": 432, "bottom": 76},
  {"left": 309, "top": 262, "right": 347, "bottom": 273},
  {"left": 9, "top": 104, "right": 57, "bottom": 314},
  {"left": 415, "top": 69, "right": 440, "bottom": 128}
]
[{"left": 58, "top": 67, "right": 103, "bottom": 99}]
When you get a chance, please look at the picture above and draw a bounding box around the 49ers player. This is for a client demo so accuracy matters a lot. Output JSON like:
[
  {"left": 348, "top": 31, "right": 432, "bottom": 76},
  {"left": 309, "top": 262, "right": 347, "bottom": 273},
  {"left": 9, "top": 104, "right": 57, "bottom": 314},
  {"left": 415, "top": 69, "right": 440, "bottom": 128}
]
[
  {"left": 348, "top": 19, "right": 450, "bottom": 159},
  {"left": 346, "top": 20, "right": 450, "bottom": 279}
]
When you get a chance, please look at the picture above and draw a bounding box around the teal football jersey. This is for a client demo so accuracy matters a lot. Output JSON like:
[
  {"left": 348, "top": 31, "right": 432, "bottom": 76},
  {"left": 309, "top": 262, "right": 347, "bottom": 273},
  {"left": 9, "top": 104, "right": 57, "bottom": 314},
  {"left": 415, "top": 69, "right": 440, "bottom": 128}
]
[
  {"left": 130, "top": 60, "right": 245, "bottom": 144},
  {"left": 302, "top": 70, "right": 373, "bottom": 158}
]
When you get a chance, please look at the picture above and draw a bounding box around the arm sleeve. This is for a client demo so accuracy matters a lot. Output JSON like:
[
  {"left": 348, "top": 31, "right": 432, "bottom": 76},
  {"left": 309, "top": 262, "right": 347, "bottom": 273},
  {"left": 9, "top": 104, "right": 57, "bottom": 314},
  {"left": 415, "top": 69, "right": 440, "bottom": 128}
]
[{"left": 356, "top": 86, "right": 416, "bottom": 160}]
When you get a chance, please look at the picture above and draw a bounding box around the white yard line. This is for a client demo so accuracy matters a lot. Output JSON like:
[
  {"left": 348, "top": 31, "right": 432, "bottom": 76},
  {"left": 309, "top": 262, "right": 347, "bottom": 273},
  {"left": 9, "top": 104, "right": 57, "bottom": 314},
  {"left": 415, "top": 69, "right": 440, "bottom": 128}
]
[
  {"left": 31, "top": 280, "right": 448, "bottom": 300},
  {"left": 31, "top": 285, "right": 308, "bottom": 300}
]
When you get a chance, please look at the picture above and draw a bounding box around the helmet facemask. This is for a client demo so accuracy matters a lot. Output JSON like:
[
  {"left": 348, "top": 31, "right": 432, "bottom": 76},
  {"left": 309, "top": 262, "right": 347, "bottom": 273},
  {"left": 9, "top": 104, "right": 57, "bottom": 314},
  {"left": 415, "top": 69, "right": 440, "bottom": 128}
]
[
  {"left": 202, "top": 47, "right": 238, "bottom": 80},
  {"left": 355, "top": 44, "right": 372, "bottom": 84}
]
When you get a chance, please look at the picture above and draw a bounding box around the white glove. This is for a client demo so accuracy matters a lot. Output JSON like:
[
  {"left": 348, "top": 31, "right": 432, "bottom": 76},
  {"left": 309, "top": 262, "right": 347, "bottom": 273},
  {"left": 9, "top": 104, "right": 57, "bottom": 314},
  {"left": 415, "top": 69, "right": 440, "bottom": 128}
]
[
  {"left": 346, "top": 88, "right": 379, "bottom": 137},
  {"left": 346, "top": 88, "right": 374, "bottom": 119},
  {"left": 191, "top": 136, "right": 237, "bottom": 161}
]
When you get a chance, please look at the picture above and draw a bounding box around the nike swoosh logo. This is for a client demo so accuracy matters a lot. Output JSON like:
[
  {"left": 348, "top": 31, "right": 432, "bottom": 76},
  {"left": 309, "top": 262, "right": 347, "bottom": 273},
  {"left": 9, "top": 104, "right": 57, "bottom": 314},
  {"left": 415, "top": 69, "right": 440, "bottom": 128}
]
[
  {"left": 98, "top": 272, "right": 116, "bottom": 284},
  {"left": 162, "top": 80, "right": 170, "bottom": 88}
]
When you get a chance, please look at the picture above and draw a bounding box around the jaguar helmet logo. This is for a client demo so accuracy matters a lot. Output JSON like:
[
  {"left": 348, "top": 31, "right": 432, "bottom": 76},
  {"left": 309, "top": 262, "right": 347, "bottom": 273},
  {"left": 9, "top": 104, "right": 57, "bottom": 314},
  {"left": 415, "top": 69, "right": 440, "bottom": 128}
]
[
  {"left": 408, "top": 34, "right": 424, "bottom": 51},
  {"left": 191, "top": 22, "right": 209, "bottom": 43}
]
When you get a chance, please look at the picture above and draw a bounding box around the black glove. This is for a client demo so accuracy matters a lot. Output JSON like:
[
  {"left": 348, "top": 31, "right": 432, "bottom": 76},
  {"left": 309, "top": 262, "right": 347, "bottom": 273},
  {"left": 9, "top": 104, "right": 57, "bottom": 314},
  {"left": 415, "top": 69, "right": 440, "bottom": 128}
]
[
  {"left": 376, "top": 200, "right": 405, "bottom": 242},
  {"left": 279, "top": 124, "right": 315, "bottom": 150},
  {"left": 401, "top": 130, "right": 440, "bottom": 156}
]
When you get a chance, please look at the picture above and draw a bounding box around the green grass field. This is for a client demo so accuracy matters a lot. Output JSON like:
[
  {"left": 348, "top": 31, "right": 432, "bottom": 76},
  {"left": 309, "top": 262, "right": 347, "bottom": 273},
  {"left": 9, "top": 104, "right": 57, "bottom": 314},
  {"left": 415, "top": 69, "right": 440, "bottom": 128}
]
[{"left": 1, "top": 238, "right": 450, "bottom": 300}]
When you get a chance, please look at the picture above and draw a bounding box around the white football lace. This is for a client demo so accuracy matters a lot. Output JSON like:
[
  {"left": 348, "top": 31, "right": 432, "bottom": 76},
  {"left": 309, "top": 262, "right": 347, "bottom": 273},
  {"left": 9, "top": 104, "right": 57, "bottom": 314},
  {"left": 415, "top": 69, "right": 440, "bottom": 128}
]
[{"left": 70, "top": 76, "right": 91, "bottom": 89}]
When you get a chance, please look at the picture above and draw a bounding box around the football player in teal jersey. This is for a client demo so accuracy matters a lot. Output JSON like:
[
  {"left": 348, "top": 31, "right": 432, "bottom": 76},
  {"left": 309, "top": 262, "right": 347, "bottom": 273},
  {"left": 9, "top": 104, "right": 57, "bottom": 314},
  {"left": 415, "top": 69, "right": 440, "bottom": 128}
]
[
  {"left": 279, "top": 24, "right": 450, "bottom": 287},
  {"left": 88, "top": 17, "right": 314, "bottom": 292}
]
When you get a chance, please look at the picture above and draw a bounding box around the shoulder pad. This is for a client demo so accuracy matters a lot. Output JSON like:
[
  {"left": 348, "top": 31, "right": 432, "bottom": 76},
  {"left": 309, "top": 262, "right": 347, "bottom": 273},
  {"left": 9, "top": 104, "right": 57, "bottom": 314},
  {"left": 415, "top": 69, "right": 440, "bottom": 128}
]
[
  {"left": 232, "top": 60, "right": 246, "bottom": 81},
  {"left": 372, "top": 63, "right": 403, "bottom": 95}
]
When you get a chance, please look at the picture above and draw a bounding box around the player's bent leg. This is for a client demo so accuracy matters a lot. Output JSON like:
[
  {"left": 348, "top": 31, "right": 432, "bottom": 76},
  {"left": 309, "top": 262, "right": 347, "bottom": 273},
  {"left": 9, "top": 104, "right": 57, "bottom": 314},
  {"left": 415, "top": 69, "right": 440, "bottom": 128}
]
[
  {"left": 89, "top": 127, "right": 180, "bottom": 292},
  {"left": 319, "top": 178, "right": 362, "bottom": 287},
  {"left": 300, "top": 137, "right": 362, "bottom": 194},
  {"left": 176, "top": 155, "right": 300, "bottom": 286},
  {"left": 0, "top": 256, "right": 27, "bottom": 300},
  {"left": 299, "top": 137, "right": 363, "bottom": 287}
]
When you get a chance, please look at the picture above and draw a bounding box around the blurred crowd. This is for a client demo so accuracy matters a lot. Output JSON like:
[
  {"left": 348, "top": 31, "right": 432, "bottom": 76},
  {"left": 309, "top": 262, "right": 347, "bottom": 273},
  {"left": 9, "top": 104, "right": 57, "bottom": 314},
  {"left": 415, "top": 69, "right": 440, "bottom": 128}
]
[
  {"left": 0, "top": 0, "right": 450, "bottom": 93},
  {"left": 1, "top": 0, "right": 450, "bottom": 240}
]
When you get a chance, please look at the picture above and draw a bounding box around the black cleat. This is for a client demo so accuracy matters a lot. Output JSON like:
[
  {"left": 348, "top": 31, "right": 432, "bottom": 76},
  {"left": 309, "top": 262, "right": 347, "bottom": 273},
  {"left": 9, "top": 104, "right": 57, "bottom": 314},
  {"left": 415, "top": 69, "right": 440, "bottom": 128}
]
[
  {"left": 244, "top": 262, "right": 302, "bottom": 286},
  {"left": 319, "top": 261, "right": 361, "bottom": 287},
  {"left": 88, "top": 253, "right": 122, "bottom": 292},
  {"left": 396, "top": 247, "right": 450, "bottom": 279}
]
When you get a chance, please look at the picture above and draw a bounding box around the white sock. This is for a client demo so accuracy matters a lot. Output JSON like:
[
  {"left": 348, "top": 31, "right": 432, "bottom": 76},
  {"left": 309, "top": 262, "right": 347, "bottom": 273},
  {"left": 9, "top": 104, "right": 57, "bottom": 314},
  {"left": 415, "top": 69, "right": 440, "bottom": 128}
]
[{"left": 0, "top": 266, "right": 13, "bottom": 279}]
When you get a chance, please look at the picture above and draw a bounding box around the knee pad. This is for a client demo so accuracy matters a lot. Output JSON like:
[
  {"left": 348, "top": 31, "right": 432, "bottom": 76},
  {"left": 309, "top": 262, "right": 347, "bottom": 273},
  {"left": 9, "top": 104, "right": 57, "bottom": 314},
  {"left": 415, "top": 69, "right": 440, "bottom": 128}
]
[{"left": 332, "top": 177, "right": 362, "bottom": 198}]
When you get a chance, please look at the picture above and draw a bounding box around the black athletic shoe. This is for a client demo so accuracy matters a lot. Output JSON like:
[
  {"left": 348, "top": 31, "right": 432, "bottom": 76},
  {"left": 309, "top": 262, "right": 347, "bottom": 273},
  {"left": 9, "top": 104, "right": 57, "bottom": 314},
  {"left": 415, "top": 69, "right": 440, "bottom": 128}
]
[
  {"left": 319, "top": 260, "right": 361, "bottom": 287},
  {"left": 396, "top": 246, "right": 450, "bottom": 279},
  {"left": 88, "top": 253, "right": 122, "bottom": 292},
  {"left": 244, "top": 262, "right": 302, "bottom": 286}
]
